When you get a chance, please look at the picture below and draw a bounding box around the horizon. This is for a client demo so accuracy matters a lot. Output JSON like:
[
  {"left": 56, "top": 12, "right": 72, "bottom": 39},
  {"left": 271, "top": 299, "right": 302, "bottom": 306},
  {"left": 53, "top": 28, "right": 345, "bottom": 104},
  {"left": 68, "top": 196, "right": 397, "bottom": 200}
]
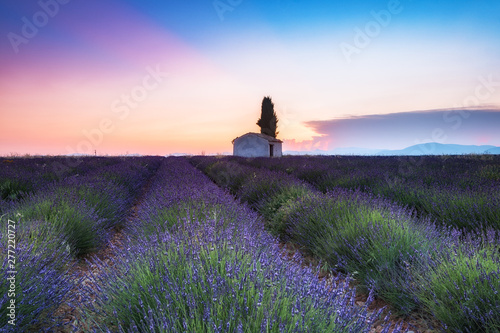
[
  {"left": 1, "top": 0, "right": 500, "bottom": 155},
  {"left": 1, "top": 140, "right": 499, "bottom": 158}
]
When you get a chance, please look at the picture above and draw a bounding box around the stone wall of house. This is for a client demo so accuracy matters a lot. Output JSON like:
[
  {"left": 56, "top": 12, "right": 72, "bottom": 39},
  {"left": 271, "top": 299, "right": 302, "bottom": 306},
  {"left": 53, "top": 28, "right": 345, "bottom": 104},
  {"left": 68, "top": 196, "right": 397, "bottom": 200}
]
[
  {"left": 233, "top": 134, "right": 282, "bottom": 157},
  {"left": 233, "top": 135, "right": 269, "bottom": 157},
  {"left": 272, "top": 142, "right": 283, "bottom": 157}
]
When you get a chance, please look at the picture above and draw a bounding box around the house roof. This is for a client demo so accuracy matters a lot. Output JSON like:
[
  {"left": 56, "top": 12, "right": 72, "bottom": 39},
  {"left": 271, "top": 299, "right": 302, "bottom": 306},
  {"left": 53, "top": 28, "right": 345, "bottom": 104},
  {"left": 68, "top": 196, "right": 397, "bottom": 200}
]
[{"left": 232, "top": 132, "right": 283, "bottom": 144}]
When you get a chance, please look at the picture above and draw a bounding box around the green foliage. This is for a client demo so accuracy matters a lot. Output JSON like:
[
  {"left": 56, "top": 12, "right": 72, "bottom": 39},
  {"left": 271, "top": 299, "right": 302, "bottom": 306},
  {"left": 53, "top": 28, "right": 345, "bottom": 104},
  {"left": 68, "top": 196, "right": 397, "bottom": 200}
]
[
  {"left": 477, "top": 164, "right": 500, "bottom": 181},
  {"left": 41, "top": 171, "right": 60, "bottom": 182},
  {"left": 192, "top": 156, "right": 500, "bottom": 329},
  {"left": 416, "top": 246, "right": 500, "bottom": 332},
  {"left": 70, "top": 181, "right": 128, "bottom": 228},
  {"left": 92, "top": 237, "right": 346, "bottom": 333},
  {"left": 205, "top": 161, "right": 248, "bottom": 193},
  {"left": 316, "top": 174, "right": 376, "bottom": 193},
  {"left": 0, "top": 179, "right": 31, "bottom": 201},
  {"left": 0, "top": 216, "right": 72, "bottom": 331},
  {"left": 286, "top": 195, "right": 434, "bottom": 314},
  {"left": 268, "top": 155, "right": 500, "bottom": 232},
  {"left": 376, "top": 183, "right": 500, "bottom": 231},
  {"left": 259, "top": 185, "right": 316, "bottom": 238},
  {"left": 141, "top": 201, "right": 237, "bottom": 239},
  {"left": 11, "top": 217, "right": 69, "bottom": 260},
  {"left": 237, "top": 177, "right": 284, "bottom": 207},
  {"left": 13, "top": 198, "right": 101, "bottom": 256}
]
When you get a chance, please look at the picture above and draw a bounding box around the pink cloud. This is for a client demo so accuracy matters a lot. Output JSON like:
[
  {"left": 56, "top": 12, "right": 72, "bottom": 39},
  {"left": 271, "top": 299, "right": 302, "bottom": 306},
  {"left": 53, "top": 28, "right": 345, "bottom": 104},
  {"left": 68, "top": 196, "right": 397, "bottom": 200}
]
[{"left": 283, "top": 137, "right": 332, "bottom": 152}]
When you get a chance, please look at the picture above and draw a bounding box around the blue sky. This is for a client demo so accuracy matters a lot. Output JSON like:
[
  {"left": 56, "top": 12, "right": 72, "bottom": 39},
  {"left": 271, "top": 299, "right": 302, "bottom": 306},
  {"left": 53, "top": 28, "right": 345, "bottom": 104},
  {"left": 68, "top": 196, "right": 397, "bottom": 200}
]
[{"left": 1, "top": 0, "right": 499, "bottom": 154}]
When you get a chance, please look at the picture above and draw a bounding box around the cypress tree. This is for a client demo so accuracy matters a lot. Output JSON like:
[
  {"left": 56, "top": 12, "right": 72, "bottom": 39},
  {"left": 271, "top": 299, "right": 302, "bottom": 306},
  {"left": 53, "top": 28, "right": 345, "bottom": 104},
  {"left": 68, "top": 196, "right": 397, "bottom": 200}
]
[{"left": 256, "top": 96, "right": 279, "bottom": 138}]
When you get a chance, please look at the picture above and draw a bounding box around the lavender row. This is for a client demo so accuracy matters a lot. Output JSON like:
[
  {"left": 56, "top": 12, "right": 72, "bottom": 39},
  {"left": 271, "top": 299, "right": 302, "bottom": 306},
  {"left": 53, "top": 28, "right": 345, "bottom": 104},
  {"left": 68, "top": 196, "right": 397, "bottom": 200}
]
[
  {"left": 83, "top": 157, "right": 394, "bottom": 332},
  {"left": 0, "top": 156, "right": 130, "bottom": 215},
  {"left": 191, "top": 156, "right": 500, "bottom": 332},
  {"left": 234, "top": 155, "right": 500, "bottom": 232},
  {"left": 0, "top": 218, "right": 74, "bottom": 332},
  {"left": 0, "top": 157, "right": 162, "bottom": 331},
  {"left": 4, "top": 156, "right": 163, "bottom": 254}
]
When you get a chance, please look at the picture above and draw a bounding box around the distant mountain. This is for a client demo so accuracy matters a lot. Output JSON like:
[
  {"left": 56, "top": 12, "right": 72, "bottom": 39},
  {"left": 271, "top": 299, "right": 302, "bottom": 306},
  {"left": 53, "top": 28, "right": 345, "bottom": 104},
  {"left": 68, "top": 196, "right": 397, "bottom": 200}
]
[
  {"left": 486, "top": 147, "right": 500, "bottom": 154},
  {"left": 378, "top": 143, "right": 497, "bottom": 156},
  {"left": 284, "top": 143, "right": 499, "bottom": 156}
]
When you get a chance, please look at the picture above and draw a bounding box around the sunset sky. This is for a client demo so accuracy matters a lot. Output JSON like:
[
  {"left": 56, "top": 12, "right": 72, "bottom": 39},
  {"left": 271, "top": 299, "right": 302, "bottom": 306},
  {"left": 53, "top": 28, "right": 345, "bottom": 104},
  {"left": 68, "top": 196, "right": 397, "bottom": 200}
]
[{"left": 1, "top": 0, "right": 500, "bottom": 155}]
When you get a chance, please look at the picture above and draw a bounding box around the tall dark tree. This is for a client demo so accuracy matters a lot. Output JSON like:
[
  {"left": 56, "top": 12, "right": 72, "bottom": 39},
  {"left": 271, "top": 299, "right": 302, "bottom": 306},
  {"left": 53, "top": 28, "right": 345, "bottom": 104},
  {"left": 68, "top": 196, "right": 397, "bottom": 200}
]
[{"left": 256, "top": 96, "right": 279, "bottom": 138}]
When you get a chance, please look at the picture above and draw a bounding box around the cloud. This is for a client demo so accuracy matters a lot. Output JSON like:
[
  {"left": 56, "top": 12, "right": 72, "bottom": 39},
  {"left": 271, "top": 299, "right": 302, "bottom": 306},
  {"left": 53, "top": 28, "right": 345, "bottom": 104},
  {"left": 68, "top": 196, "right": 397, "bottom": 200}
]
[
  {"left": 300, "top": 108, "right": 500, "bottom": 150},
  {"left": 282, "top": 136, "right": 331, "bottom": 152}
]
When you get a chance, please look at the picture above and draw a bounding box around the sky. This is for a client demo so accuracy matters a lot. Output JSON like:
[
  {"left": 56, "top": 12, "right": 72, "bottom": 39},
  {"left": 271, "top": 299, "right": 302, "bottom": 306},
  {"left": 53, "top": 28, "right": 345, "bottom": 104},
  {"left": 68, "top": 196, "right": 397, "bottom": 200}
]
[{"left": 1, "top": 0, "right": 499, "bottom": 155}]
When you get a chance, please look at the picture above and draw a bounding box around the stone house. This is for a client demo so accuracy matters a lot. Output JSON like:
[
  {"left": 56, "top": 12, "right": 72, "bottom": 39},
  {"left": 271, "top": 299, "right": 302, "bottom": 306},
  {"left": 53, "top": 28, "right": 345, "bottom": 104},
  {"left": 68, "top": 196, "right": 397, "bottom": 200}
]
[{"left": 232, "top": 132, "right": 283, "bottom": 157}]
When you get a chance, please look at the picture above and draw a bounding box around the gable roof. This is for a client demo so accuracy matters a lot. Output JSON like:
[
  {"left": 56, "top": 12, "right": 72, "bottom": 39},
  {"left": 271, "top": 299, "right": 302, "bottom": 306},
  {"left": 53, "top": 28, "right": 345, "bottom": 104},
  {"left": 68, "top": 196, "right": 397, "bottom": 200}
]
[{"left": 232, "top": 132, "right": 283, "bottom": 144}]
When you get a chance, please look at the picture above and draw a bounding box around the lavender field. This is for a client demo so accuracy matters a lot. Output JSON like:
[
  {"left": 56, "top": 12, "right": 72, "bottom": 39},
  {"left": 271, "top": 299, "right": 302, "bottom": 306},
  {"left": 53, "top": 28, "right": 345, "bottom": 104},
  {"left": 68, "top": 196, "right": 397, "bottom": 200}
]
[{"left": 1, "top": 155, "right": 499, "bottom": 332}]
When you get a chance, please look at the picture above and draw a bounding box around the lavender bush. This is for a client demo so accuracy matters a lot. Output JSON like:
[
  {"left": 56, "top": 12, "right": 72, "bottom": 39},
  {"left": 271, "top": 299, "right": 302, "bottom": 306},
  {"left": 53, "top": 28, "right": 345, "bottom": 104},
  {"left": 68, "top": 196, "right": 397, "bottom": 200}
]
[
  {"left": 415, "top": 231, "right": 500, "bottom": 332},
  {"left": 0, "top": 156, "right": 119, "bottom": 203},
  {"left": 3, "top": 157, "right": 162, "bottom": 256},
  {"left": 192, "top": 156, "right": 500, "bottom": 331},
  {"left": 0, "top": 217, "right": 74, "bottom": 331},
  {"left": 91, "top": 220, "right": 387, "bottom": 333},
  {"left": 286, "top": 189, "right": 443, "bottom": 315},
  {"left": 84, "top": 157, "right": 394, "bottom": 332},
  {"left": 11, "top": 192, "right": 108, "bottom": 256},
  {"left": 238, "top": 155, "right": 500, "bottom": 232},
  {"left": 0, "top": 156, "right": 162, "bottom": 331}
]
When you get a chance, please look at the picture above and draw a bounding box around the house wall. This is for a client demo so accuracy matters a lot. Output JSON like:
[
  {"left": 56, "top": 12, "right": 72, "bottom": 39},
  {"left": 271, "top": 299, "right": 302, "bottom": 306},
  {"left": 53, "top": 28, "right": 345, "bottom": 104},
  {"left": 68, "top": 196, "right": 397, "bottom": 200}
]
[
  {"left": 233, "top": 135, "right": 270, "bottom": 157},
  {"left": 273, "top": 143, "right": 283, "bottom": 157}
]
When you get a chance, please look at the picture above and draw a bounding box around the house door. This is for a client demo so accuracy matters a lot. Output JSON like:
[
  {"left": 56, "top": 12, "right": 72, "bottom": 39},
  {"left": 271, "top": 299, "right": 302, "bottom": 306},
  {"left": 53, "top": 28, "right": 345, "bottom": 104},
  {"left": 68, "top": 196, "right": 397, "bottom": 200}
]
[{"left": 269, "top": 144, "right": 274, "bottom": 157}]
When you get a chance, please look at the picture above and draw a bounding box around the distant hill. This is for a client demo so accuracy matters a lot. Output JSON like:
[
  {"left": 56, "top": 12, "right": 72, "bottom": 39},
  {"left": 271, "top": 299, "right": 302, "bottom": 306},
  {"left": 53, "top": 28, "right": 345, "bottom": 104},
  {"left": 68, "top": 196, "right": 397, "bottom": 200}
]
[
  {"left": 284, "top": 143, "right": 500, "bottom": 156},
  {"left": 378, "top": 143, "right": 497, "bottom": 156},
  {"left": 486, "top": 147, "right": 500, "bottom": 154}
]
